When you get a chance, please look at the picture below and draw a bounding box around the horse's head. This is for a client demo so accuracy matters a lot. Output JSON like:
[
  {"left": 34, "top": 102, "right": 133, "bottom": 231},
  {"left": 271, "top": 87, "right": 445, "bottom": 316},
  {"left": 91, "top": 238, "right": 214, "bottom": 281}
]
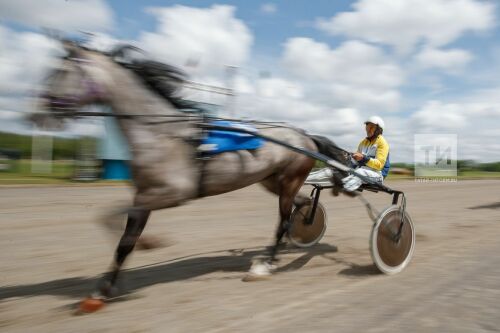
[{"left": 35, "top": 40, "right": 112, "bottom": 125}]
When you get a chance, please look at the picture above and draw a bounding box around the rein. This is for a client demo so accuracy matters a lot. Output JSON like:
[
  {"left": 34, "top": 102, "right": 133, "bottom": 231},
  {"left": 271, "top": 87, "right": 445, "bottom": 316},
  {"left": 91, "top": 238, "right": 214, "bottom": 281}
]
[{"left": 49, "top": 110, "right": 296, "bottom": 130}]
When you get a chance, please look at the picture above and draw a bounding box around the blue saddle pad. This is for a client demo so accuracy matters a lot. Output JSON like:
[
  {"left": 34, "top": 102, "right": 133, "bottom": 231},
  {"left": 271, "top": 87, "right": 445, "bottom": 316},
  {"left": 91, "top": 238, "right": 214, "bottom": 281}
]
[{"left": 199, "top": 121, "right": 264, "bottom": 154}]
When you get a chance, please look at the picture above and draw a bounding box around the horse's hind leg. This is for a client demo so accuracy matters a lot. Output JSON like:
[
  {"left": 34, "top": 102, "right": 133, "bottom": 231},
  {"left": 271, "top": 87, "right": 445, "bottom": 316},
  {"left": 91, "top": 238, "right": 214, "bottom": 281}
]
[{"left": 96, "top": 207, "right": 151, "bottom": 298}]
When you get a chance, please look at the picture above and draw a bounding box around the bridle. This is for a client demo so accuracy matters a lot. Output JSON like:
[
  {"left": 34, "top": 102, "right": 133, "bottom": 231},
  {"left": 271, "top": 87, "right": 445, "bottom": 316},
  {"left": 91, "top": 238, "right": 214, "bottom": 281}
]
[{"left": 43, "top": 56, "right": 107, "bottom": 114}]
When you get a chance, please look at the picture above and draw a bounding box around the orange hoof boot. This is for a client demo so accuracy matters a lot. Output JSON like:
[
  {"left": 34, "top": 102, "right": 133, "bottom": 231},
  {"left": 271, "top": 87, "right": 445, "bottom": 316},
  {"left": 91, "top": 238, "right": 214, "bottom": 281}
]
[{"left": 77, "top": 297, "right": 105, "bottom": 314}]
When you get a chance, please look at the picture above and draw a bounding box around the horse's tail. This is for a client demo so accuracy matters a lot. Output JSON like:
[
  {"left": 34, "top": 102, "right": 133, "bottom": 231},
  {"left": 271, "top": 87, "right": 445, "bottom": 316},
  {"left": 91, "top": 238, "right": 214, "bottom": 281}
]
[
  {"left": 308, "top": 135, "right": 350, "bottom": 166},
  {"left": 308, "top": 135, "right": 351, "bottom": 196},
  {"left": 99, "top": 205, "right": 131, "bottom": 237}
]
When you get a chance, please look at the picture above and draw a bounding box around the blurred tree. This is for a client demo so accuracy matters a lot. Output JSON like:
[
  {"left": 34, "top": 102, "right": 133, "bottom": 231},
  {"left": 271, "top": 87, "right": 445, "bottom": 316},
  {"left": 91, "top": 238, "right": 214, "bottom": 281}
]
[{"left": 0, "top": 132, "right": 96, "bottom": 160}]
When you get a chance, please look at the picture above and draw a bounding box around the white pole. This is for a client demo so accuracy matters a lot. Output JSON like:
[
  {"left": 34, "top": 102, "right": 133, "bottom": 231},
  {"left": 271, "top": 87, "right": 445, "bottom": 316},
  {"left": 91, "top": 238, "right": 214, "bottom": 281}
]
[{"left": 31, "top": 125, "right": 53, "bottom": 174}]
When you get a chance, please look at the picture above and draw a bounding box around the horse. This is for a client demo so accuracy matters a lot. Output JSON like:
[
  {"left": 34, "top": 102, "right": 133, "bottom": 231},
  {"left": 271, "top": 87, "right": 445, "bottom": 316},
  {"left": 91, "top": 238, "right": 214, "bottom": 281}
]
[{"left": 37, "top": 41, "right": 349, "bottom": 304}]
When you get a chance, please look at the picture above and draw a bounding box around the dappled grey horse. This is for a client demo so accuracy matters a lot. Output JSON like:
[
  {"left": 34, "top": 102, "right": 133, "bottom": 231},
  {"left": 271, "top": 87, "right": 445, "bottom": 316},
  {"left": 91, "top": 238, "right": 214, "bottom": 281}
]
[{"left": 38, "top": 41, "right": 348, "bottom": 301}]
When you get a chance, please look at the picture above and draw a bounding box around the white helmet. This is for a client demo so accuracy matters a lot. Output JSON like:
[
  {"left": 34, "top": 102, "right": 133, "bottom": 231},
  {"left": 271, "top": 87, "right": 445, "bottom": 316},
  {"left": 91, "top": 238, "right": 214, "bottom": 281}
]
[{"left": 364, "top": 116, "right": 385, "bottom": 130}]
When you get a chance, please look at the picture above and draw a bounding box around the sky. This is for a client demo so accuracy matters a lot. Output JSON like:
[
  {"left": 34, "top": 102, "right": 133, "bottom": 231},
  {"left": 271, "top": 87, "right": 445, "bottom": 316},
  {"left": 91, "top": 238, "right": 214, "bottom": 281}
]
[{"left": 0, "top": 0, "right": 499, "bottom": 162}]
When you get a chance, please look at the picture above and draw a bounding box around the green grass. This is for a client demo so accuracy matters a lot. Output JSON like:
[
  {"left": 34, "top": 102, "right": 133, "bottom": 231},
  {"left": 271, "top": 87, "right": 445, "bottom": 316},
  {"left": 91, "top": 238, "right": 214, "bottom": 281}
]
[
  {"left": 0, "top": 159, "right": 79, "bottom": 185},
  {"left": 459, "top": 171, "right": 500, "bottom": 178},
  {"left": 388, "top": 172, "right": 500, "bottom": 181},
  {"left": 387, "top": 171, "right": 500, "bottom": 181},
  {"left": 1, "top": 159, "right": 74, "bottom": 176},
  {"left": 1, "top": 160, "right": 69, "bottom": 184},
  {"left": 385, "top": 174, "right": 414, "bottom": 180}
]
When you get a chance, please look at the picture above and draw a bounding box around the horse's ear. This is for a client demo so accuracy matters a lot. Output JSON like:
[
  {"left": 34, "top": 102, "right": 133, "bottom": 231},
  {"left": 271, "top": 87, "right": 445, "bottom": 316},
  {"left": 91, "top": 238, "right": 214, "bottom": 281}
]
[
  {"left": 42, "top": 29, "right": 79, "bottom": 57},
  {"left": 61, "top": 39, "right": 83, "bottom": 59}
]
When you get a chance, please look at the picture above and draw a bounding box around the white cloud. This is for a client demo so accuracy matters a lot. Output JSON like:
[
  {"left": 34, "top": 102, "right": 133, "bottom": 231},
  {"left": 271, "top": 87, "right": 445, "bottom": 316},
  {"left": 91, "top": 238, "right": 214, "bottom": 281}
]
[
  {"left": 0, "top": 0, "right": 114, "bottom": 31},
  {"left": 283, "top": 38, "right": 404, "bottom": 88},
  {"left": 234, "top": 76, "right": 256, "bottom": 95},
  {"left": 0, "top": 27, "right": 106, "bottom": 138},
  {"left": 329, "top": 84, "right": 401, "bottom": 112},
  {"left": 316, "top": 0, "right": 495, "bottom": 54},
  {"left": 409, "top": 98, "right": 500, "bottom": 161},
  {"left": 412, "top": 99, "right": 500, "bottom": 131},
  {"left": 83, "top": 33, "right": 126, "bottom": 53},
  {"left": 415, "top": 48, "right": 473, "bottom": 72},
  {"left": 411, "top": 101, "right": 467, "bottom": 131},
  {"left": 261, "top": 3, "right": 277, "bottom": 14},
  {"left": 140, "top": 5, "right": 253, "bottom": 75},
  {"left": 257, "top": 78, "right": 303, "bottom": 99},
  {"left": 236, "top": 77, "right": 317, "bottom": 121},
  {"left": 232, "top": 76, "right": 364, "bottom": 146},
  {"left": 304, "top": 108, "right": 362, "bottom": 136},
  {"left": 282, "top": 38, "right": 404, "bottom": 111},
  {"left": 0, "top": 26, "right": 61, "bottom": 114},
  {"left": 463, "top": 88, "right": 500, "bottom": 114}
]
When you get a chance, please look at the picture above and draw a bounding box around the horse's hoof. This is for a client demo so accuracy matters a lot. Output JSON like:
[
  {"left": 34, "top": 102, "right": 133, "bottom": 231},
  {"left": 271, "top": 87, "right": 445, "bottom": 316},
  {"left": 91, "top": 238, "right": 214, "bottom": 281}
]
[
  {"left": 242, "top": 261, "right": 275, "bottom": 282},
  {"left": 136, "top": 235, "right": 169, "bottom": 250},
  {"left": 342, "top": 189, "right": 358, "bottom": 198},
  {"left": 242, "top": 273, "right": 270, "bottom": 282},
  {"left": 76, "top": 297, "right": 105, "bottom": 314}
]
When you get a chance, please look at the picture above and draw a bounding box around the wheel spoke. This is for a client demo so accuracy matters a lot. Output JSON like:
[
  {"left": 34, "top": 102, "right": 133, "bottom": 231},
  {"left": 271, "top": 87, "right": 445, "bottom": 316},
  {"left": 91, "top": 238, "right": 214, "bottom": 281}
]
[{"left": 370, "top": 206, "right": 415, "bottom": 275}]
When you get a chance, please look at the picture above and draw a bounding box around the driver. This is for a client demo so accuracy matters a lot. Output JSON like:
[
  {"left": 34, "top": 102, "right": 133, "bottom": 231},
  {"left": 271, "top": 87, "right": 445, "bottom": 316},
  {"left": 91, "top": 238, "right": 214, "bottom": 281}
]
[
  {"left": 306, "top": 115, "right": 390, "bottom": 193},
  {"left": 342, "top": 116, "right": 390, "bottom": 192}
]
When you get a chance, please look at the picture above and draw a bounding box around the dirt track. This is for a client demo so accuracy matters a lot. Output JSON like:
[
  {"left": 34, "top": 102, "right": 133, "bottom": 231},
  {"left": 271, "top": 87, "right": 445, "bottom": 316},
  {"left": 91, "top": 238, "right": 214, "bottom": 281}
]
[{"left": 1, "top": 180, "right": 499, "bottom": 332}]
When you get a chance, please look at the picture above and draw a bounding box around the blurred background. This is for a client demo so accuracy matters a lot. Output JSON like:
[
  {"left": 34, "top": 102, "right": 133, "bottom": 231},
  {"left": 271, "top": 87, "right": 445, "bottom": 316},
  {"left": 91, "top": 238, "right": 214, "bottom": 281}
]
[
  {"left": 2, "top": 2, "right": 500, "bottom": 332},
  {"left": 1, "top": 0, "right": 500, "bottom": 184}
]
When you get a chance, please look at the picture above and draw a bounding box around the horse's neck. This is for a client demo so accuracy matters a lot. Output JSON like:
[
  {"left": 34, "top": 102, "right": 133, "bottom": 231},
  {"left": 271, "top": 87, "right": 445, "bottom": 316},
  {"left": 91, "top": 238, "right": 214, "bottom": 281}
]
[
  {"left": 89, "top": 53, "right": 191, "bottom": 156},
  {"left": 89, "top": 53, "right": 182, "bottom": 118}
]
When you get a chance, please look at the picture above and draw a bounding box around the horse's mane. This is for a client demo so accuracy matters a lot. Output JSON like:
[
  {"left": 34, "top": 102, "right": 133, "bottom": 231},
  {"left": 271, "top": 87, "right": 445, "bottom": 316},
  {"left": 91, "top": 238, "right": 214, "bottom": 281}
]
[{"left": 108, "top": 45, "right": 195, "bottom": 109}]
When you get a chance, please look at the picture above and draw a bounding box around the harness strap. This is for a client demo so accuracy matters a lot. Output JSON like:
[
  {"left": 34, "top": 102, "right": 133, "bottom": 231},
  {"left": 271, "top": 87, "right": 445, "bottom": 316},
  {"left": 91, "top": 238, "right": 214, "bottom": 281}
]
[{"left": 196, "top": 155, "right": 208, "bottom": 198}]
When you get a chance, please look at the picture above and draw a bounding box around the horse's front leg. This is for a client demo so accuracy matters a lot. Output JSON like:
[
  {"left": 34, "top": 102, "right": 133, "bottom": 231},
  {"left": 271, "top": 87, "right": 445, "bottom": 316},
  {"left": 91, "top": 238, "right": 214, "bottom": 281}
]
[{"left": 97, "top": 207, "right": 151, "bottom": 298}]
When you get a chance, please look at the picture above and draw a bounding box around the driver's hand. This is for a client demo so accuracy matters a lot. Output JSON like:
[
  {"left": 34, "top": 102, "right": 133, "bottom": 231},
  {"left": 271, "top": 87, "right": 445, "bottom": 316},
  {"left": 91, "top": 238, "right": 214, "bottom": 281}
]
[{"left": 352, "top": 152, "right": 364, "bottom": 161}]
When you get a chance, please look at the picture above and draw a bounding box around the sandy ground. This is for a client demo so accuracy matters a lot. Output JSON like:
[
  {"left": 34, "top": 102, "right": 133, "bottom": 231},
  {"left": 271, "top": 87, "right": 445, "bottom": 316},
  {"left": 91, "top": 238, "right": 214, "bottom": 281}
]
[{"left": 0, "top": 179, "right": 499, "bottom": 332}]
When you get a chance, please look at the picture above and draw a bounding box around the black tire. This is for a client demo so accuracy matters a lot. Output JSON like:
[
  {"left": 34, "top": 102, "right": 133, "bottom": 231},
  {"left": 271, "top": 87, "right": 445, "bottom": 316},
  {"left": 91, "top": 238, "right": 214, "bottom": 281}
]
[
  {"left": 370, "top": 205, "right": 415, "bottom": 274},
  {"left": 288, "top": 201, "right": 327, "bottom": 248}
]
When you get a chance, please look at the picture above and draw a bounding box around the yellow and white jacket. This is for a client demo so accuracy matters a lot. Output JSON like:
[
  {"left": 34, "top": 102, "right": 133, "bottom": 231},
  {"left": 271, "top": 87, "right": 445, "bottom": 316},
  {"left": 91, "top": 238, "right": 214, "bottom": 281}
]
[{"left": 356, "top": 135, "right": 390, "bottom": 178}]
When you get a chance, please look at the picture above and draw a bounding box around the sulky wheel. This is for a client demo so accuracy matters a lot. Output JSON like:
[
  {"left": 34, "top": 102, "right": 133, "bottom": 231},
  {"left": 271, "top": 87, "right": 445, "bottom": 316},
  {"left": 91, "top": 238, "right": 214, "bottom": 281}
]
[
  {"left": 288, "top": 200, "right": 327, "bottom": 248},
  {"left": 370, "top": 205, "right": 415, "bottom": 275}
]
